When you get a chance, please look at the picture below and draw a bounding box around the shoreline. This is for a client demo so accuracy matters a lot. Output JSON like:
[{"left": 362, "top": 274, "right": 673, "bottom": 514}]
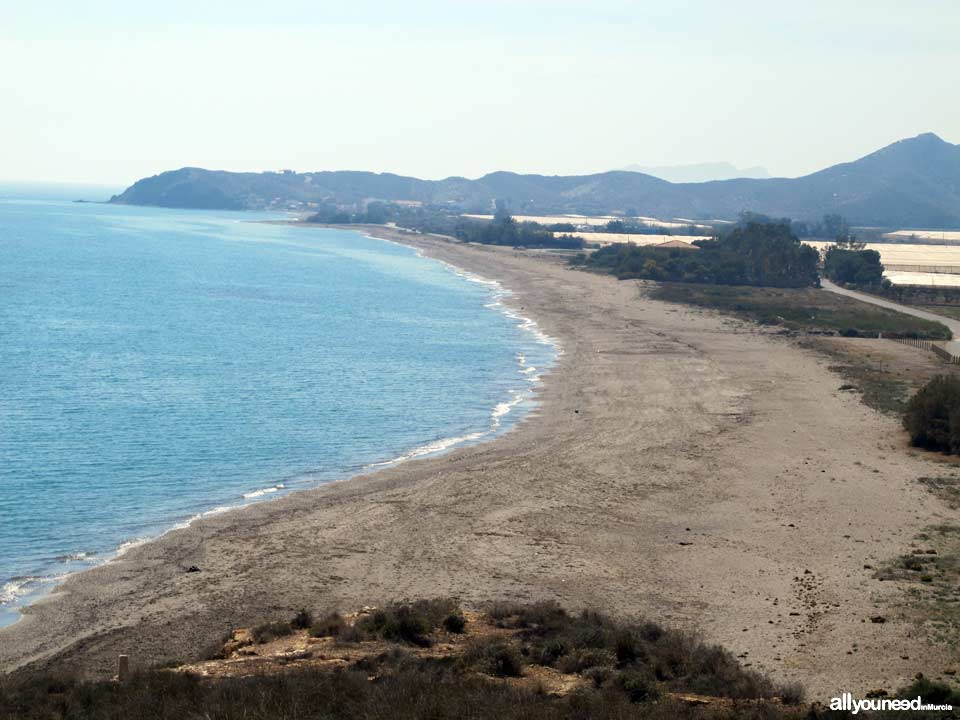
[
  {"left": 0, "top": 224, "right": 557, "bottom": 631},
  {"left": 1, "top": 227, "right": 956, "bottom": 698}
]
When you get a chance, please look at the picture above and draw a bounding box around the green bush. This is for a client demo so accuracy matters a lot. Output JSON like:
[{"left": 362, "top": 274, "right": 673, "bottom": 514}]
[
  {"left": 556, "top": 648, "right": 615, "bottom": 674},
  {"left": 443, "top": 612, "right": 467, "bottom": 634},
  {"left": 309, "top": 612, "right": 348, "bottom": 638},
  {"left": 356, "top": 599, "right": 460, "bottom": 647},
  {"left": 290, "top": 609, "right": 313, "bottom": 630},
  {"left": 777, "top": 681, "right": 805, "bottom": 705},
  {"left": 614, "top": 669, "right": 659, "bottom": 702},
  {"left": 899, "top": 676, "right": 960, "bottom": 705},
  {"left": 903, "top": 375, "right": 960, "bottom": 453},
  {"left": 487, "top": 600, "right": 568, "bottom": 630},
  {"left": 464, "top": 638, "right": 525, "bottom": 678},
  {"left": 358, "top": 607, "right": 433, "bottom": 647},
  {"left": 251, "top": 621, "right": 293, "bottom": 644}
]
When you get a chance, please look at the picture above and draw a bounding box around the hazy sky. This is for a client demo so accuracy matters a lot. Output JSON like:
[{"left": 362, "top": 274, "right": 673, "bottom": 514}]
[{"left": 3, "top": 0, "right": 958, "bottom": 185}]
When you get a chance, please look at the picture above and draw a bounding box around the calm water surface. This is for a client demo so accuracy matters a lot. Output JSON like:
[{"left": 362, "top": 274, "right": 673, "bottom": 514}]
[{"left": 0, "top": 191, "right": 555, "bottom": 625}]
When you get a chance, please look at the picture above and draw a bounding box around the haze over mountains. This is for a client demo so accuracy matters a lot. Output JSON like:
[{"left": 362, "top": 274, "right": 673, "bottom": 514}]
[
  {"left": 110, "top": 133, "right": 960, "bottom": 228},
  {"left": 619, "top": 162, "right": 771, "bottom": 183}
]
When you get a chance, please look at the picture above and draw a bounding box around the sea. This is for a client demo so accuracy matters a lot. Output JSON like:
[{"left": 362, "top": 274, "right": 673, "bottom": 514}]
[{"left": 0, "top": 185, "right": 556, "bottom": 627}]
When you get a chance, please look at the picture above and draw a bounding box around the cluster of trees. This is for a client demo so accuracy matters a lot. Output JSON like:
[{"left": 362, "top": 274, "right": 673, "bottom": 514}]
[
  {"left": 454, "top": 208, "right": 584, "bottom": 249},
  {"left": 822, "top": 246, "right": 886, "bottom": 287},
  {"left": 308, "top": 202, "right": 584, "bottom": 250},
  {"left": 903, "top": 375, "right": 960, "bottom": 453},
  {"left": 734, "top": 211, "right": 856, "bottom": 243},
  {"left": 583, "top": 221, "right": 820, "bottom": 288},
  {"left": 791, "top": 213, "right": 855, "bottom": 242},
  {"left": 730, "top": 211, "right": 885, "bottom": 289},
  {"left": 307, "top": 201, "right": 396, "bottom": 225}
]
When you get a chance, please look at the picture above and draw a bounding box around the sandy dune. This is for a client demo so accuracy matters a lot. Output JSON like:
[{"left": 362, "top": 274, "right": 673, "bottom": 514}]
[{"left": 1, "top": 229, "right": 954, "bottom": 699}]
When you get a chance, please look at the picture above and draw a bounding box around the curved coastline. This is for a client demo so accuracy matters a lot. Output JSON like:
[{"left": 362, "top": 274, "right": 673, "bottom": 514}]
[
  {"left": 0, "top": 227, "right": 559, "bottom": 631},
  {"left": 1, "top": 227, "right": 955, "bottom": 700}
]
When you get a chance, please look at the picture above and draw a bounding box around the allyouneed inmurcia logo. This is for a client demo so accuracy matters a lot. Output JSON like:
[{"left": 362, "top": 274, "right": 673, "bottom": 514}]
[{"left": 830, "top": 692, "right": 953, "bottom": 714}]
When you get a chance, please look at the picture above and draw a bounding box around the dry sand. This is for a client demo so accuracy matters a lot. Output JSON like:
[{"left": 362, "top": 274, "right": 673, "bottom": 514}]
[{"left": 1, "top": 228, "right": 956, "bottom": 698}]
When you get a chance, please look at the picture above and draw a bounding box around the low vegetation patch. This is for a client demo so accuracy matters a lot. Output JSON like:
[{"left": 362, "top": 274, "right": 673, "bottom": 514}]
[
  {"left": 356, "top": 598, "right": 461, "bottom": 647},
  {"left": 798, "top": 338, "right": 913, "bottom": 415},
  {"left": 652, "top": 284, "right": 951, "bottom": 339},
  {"left": 463, "top": 637, "right": 525, "bottom": 677},
  {"left": 918, "top": 476, "right": 960, "bottom": 509},
  {"left": 901, "top": 676, "right": 960, "bottom": 707},
  {"left": 291, "top": 609, "right": 313, "bottom": 630},
  {"left": 0, "top": 600, "right": 822, "bottom": 720},
  {"left": 903, "top": 375, "right": 960, "bottom": 452},
  {"left": 308, "top": 611, "right": 349, "bottom": 639},
  {"left": 468, "top": 601, "right": 795, "bottom": 703},
  {"left": 877, "top": 525, "right": 960, "bottom": 651},
  {"left": 0, "top": 666, "right": 809, "bottom": 720},
  {"left": 250, "top": 620, "right": 294, "bottom": 644}
]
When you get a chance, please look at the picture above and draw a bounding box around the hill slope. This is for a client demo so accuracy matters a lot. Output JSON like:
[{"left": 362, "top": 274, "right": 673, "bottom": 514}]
[
  {"left": 620, "top": 161, "right": 771, "bottom": 182},
  {"left": 110, "top": 133, "right": 960, "bottom": 227}
]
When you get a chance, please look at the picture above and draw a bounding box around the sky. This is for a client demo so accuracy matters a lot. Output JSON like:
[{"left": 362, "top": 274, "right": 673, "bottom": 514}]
[{"left": 2, "top": 0, "right": 958, "bottom": 186}]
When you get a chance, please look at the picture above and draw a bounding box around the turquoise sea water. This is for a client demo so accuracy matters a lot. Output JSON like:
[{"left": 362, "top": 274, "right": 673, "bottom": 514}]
[{"left": 0, "top": 190, "right": 555, "bottom": 626}]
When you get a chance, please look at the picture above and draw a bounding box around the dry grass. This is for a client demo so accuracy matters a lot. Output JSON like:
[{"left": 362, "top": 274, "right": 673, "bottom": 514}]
[
  {"left": 876, "top": 524, "right": 960, "bottom": 655},
  {"left": 0, "top": 601, "right": 817, "bottom": 720},
  {"left": 650, "top": 284, "right": 951, "bottom": 340}
]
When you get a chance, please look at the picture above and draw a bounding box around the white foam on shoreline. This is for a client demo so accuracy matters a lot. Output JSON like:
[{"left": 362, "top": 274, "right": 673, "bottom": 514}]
[
  {"left": 1, "top": 578, "right": 36, "bottom": 605},
  {"left": 357, "top": 237, "right": 560, "bottom": 470},
  {"left": 1, "top": 573, "right": 67, "bottom": 606},
  {"left": 243, "top": 483, "right": 285, "bottom": 499},
  {"left": 115, "top": 537, "right": 152, "bottom": 557},
  {"left": 366, "top": 231, "right": 560, "bottom": 353},
  {"left": 0, "top": 500, "right": 251, "bottom": 626},
  {"left": 118, "top": 504, "right": 237, "bottom": 557}
]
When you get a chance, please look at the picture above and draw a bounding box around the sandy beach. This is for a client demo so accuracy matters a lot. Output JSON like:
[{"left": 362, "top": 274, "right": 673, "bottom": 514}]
[{"left": 1, "top": 227, "right": 955, "bottom": 698}]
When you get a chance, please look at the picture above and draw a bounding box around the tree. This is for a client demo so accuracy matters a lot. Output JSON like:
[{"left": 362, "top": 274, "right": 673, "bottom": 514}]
[
  {"left": 823, "top": 247, "right": 884, "bottom": 287},
  {"left": 455, "top": 211, "right": 585, "bottom": 249},
  {"left": 585, "top": 221, "right": 819, "bottom": 288},
  {"left": 493, "top": 200, "right": 512, "bottom": 224}
]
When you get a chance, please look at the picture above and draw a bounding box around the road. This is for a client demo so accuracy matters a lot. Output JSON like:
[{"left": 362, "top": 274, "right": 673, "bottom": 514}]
[{"left": 821, "top": 278, "right": 960, "bottom": 351}]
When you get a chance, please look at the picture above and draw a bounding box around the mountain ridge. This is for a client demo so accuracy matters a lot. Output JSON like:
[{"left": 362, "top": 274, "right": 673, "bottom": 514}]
[
  {"left": 619, "top": 161, "right": 771, "bottom": 182},
  {"left": 110, "top": 133, "right": 960, "bottom": 228}
]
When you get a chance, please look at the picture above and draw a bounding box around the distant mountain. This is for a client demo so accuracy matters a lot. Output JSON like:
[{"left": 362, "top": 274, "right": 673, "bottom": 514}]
[
  {"left": 619, "top": 162, "right": 771, "bottom": 183},
  {"left": 110, "top": 133, "right": 960, "bottom": 228}
]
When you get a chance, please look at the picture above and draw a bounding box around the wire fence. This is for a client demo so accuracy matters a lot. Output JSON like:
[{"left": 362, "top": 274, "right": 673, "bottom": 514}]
[{"left": 881, "top": 335, "right": 960, "bottom": 364}]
